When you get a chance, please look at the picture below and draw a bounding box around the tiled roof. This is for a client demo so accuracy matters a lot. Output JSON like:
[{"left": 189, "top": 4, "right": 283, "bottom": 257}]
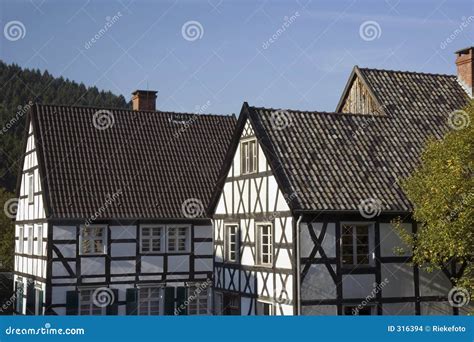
[
  {"left": 31, "top": 104, "right": 236, "bottom": 219},
  {"left": 357, "top": 68, "right": 468, "bottom": 117},
  {"left": 243, "top": 69, "right": 469, "bottom": 212}
]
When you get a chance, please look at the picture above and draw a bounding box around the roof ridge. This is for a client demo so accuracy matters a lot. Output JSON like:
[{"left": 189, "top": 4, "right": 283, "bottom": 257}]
[
  {"left": 358, "top": 67, "right": 456, "bottom": 78},
  {"left": 35, "top": 102, "right": 234, "bottom": 118},
  {"left": 249, "top": 105, "right": 386, "bottom": 118}
]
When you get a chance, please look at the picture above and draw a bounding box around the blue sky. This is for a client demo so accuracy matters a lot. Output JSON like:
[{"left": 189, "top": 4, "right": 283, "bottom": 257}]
[{"left": 0, "top": 0, "right": 473, "bottom": 114}]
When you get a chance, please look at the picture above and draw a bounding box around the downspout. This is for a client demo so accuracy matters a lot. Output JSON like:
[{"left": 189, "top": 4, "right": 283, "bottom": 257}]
[{"left": 295, "top": 214, "right": 303, "bottom": 316}]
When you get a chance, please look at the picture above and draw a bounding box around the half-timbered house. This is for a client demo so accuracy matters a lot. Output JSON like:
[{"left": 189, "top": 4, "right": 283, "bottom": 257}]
[
  {"left": 13, "top": 90, "right": 236, "bottom": 315},
  {"left": 210, "top": 47, "right": 473, "bottom": 315}
]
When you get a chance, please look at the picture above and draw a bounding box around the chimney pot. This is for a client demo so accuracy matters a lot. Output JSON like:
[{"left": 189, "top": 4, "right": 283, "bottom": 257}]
[
  {"left": 455, "top": 46, "right": 474, "bottom": 98},
  {"left": 132, "top": 90, "right": 158, "bottom": 111}
]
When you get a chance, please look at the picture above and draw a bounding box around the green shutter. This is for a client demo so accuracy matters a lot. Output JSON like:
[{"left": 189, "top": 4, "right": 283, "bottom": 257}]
[
  {"left": 106, "top": 289, "right": 119, "bottom": 315},
  {"left": 65, "top": 291, "right": 79, "bottom": 315},
  {"left": 126, "top": 288, "right": 138, "bottom": 315},
  {"left": 164, "top": 287, "right": 175, "bottom": 315},
  {"left": 26, "top": 282, "right": 35, "bottom": 315},
  {"left": 176, "top": 287, "right": 187, "bottom": 315},
  {"left": 36, "top": 289, "right": 44, "bottom": 315}
]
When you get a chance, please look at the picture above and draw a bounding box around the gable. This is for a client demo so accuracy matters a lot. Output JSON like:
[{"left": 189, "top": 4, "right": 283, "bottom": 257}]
[
  {"left": 214, "top": 118, "right": 290, "bottom": 217},
  {"left": 339, "top": 74, "right": 380, "bottom": 114},
  {"left": 16, "top": 120, "right": 47, "bottom": 222}
]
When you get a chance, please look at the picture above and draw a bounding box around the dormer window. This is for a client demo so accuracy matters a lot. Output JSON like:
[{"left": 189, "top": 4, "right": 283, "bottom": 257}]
[{"left": 241, "top": 139, "right": 257, "bottom": 175}]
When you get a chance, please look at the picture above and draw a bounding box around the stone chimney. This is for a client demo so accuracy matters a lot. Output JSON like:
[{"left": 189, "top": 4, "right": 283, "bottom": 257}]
[
  {"left": 132, "top": 90, "right": 158, "bottom": 111},
  {"left": 455, "top": 47, "right": 474, "bottom": 98}
]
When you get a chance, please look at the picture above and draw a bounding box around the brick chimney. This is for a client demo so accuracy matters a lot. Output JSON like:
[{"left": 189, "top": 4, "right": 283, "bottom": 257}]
[
  {"left": 132, "top": 90, "right": 158, "bottom": 111},
  {"left": 455, "top": 47, "right": 474, "bottom": 98}
]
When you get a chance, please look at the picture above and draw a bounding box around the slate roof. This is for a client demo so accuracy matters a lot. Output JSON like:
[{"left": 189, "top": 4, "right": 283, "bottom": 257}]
[
  {"left": 223, "top": 68, "right": 469, "bottom": 213},
  {"left": 29, "top": 104, "right": 236, "bottom": 219}
]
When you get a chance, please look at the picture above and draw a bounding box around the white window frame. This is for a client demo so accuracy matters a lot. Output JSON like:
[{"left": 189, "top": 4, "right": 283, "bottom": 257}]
[
  {"left": 256, "top": 222, "right": 273, "bottom": 266},
  {"left": 166, "top": 225, "right": 190, "bottom": 253},
  {"left": 138, "top": 286, "right": 164, "bottom": 315},
  {"left": 341, "top": 223, "right": 374, "bottom": 267},
  {"left": 27, "top": 226, "right": 34, "bottom": 255},
  {"left": 27, "top": 172, "right": 34, "bottom": 204},
  {"left": 140, "top": 225, "right": 164, "bottom": 254},
  {"left": 79, "top": 225, "right": 107, "bottom": 255},
  {"left": 256, "top": 299, "right": 274, "bottom": 316},
  {"left": 36, "top": 225, "right": 43, "bottom": 256},
  {"left": 79, "top": 288, "right": 106, "bottom": 315},
  {"left": 18, "top": 226, "right": 24, "bottom": 254},
  {"left": 224, "top": 223, "right": 239, "bottom": 262},
  {"left": 187, "top": 283, "right": 209, "bottom": 315},
  {"left": 240, "top": 138, "right": 258, "bottom": 175},
  {"left": 214, "top": 291, "right": 224, "bottom": 315}
]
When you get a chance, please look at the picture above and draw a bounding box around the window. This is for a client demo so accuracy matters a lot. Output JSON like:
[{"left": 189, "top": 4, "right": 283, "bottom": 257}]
[
  {"left": 27, "top": 172, "right": 34, "bottom": 204},
  {"left": 15, "top": 281, "right": 24, "bottom": 314},
  {"left": 27, "top": 226, "right": 34, "bottom": 255},
  {"left": 225, "top": 224, "right": 239, "bottom": 262},
  {"left": 241, "top": 139, "right": 257, "bottom": 174},
  {"left": 256, "top": 223, "right": 273, "bottom": 266},
  {"left": 80, "top": 226, "right": 107, "bottom": 255},
  {"left": 37, "top": 226, "right": 43, "bottom": 256},
  {"left": 138, "top": 287, "right": 162, "bottom": 315},
  {"left": 341, "top": 224, "right": 371, "bottom": 266},
  {"left": 257, "top": 300, "right": 273, "bottom": 315},
  {"left": 140, "top": 225, "right": 163, "bottom": 253},
  {"left": 167, "top": 226, "right": 189, "bottom": 253},
  {"left": 18, "top": 227, "right": 24, "bottom": 254},
  {"left": 344, "top": 305, "right": 373, "bottom": 315},
  {"left": 188, "top": 284, "right": 208, "bottom": 315},
  {"left": 222, "top": 293, "right": 240, "bottom": 315},
  {"left": 79, "top": 289, "right": 105, "bottom": 315}
]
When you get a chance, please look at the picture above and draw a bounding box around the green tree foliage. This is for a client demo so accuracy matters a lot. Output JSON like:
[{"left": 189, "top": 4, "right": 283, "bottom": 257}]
[
  {"left": 0, "top": 188, "right": 15, "bottom": 270},
  {"left": 0, "top": 61, "right": 130, "bottom": 192},
  {"left": 397, "top": 100, "right": 473, "bottom": 294}
]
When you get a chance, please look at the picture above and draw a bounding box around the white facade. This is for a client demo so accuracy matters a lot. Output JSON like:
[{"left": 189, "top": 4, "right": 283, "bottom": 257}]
[{"left": 213, "top": 120, "right": 295, "bottom": 315}]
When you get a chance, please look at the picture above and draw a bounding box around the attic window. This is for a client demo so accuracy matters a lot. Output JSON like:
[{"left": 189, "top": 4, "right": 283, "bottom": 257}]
[
  {"left": 241, "top": 139, "right": 257, "bottom": 175},
  {"left": 27, "top": 172, "right": 34, "bottom": 204}
]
